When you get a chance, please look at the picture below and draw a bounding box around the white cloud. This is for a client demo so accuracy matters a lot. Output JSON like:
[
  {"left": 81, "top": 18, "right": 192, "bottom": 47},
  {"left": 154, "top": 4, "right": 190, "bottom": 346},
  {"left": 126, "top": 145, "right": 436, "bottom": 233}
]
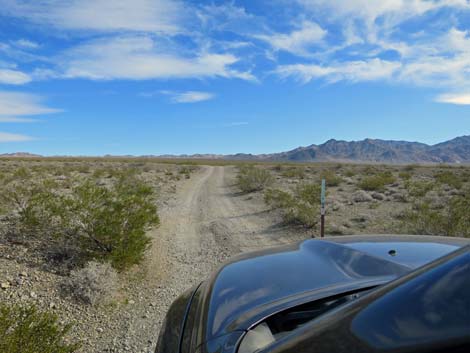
[
  {"left": 0, "top": 69, "right": 31, "bottom": 84},
  {"left": 297, "top": 0, "right": 469, "bottom": 25},
  {"left": 0, "top": 117, "right": 38, "bottom": 122},
  {"left": 254, "top": 21, "right": 326, "bottom": 56},
  {"left": 396, "top": 28, "right": 470, "bottom": 87},
  {"left": 13, "top": 39, "right": 39, "bottom": 49},
  {"left": 267, "top": 1, "right": 470, "bottom": 91},
  {"left": 276, "top": 58, "right": 401, "bottom": 83},
  {"left": 1, "top": 0, "right": 186, "bottom": 34},
  {"left": 0, "top": 91, "right": 61, "bottom": 117},
  {"left": 57, "top": 36, "right": 254, "bottom": 81},
  {"left": 160, "top": 90, "right": 215, "bottom": 103},
  {"left": 0, "top": 131, "right": 33, "bottom": 142},
  {"left": 435, "top": 93, "right": 470, "bottom": 105}
]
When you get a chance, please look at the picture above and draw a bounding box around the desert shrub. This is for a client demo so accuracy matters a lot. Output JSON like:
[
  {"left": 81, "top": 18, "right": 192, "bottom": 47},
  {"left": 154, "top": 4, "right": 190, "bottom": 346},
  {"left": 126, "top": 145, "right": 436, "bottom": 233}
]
[
  {"left": 320, "top": 170, "right": 343, "bottom": 187},
  {"left": 75, "top": 164, "right": 91, "bottom": 174},
  {"left": 434, "top": 171, "right": 463, "bottom": 189},
  {"left": 404, "top": 164, "right": 417, "bottom": 171},
  {"left": 281, "top": 167, "right": 306, "bottom": 179},
  {"left": 358, "top": 172, "right": 396, "bottom": 191},
  {"left": 401, "top": 193, "right": 470, "bottom": 237},
  {"left": 405, "top": 180, "right": 434, "bottom": 197},
  {"left": 265, "top": 183, "right": 320, "bottom": 227},
  {"left": 179, "top": 166, "right": 193, "bottom": 179},
  {"left": 237, "top": 166, "right": 273, "bottom": 193},
  {"left": 0, "top": 179, "right": 59, "bottom": 237},
  {"left": 398, "top": 171, "right": 412, "bottom": 180},
  {"left": 61, "top": 176, "right": 159, "bottom": 271},
  {"left": 0, "top": 304, "right": 80, "bottom": 353},
  {"left": 2, "top": 174, "right": 159, "bottom": 271},
  {"left": 362, "top": 166, "right": 378, "bottom": 175},
  {"left": 64, "top": 261, "right": 118, "bottom": 305},
  {"left": 12, "top": 166, "right": 30, "bottom": 180},
  {"left": 343, "top": 169, "right": 355, "bottom": 177}
]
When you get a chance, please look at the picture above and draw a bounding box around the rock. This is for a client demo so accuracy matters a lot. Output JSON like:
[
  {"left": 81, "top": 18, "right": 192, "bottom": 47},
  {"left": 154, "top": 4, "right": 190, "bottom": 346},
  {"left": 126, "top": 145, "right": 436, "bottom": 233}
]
[
  {"left": 371, "top": 192, "right": 385, "bottom": 200},
  {"left": 30, "top": 291, "right": 38, "bottom": 299},
  {"left": 19, "top": 271, "right": 27, "bottom": 277},
  {"left": 128, "top": 299, "right": 135, "bottom": 305},
  {"left": 1, "top": 282, "right": 10, "bottom": 290},
  {"left": 392, "top": 193, "right": 408, "bottom": 202},
  {"left": 97, "top": 327, "right": 104, "bottom": 333},
  {"left": 352, "top": 190, "right": 373, "bottom": 202}
]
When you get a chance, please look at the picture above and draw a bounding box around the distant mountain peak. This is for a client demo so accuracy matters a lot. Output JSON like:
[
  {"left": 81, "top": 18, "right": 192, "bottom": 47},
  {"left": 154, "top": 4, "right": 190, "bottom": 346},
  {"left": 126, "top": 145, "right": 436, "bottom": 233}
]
[
  {"left": 0, "top": 152, "right": 42, "bottom": 158},
  {"left": 222, "top": 135, "right": 470, "bottom": 164}
]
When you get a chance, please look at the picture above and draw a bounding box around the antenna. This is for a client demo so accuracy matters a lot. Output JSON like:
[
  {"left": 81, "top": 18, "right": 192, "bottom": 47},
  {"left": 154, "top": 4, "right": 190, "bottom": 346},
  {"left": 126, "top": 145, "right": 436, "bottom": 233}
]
[{"left": 320, "top": 178, "right": 325, "bottom": 238}]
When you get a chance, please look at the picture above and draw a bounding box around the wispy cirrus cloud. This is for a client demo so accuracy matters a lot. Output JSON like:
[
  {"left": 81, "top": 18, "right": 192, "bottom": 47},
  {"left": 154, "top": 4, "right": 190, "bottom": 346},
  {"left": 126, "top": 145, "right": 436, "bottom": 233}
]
[
  {"left": 13, "top": 39, "right": 39, "bottom": 49},
  {"left": 0, "top": 69, "right": 31, "bottom": 84},
  {"left": 1, "top": 0, "right": 187, "bottom": 34},
  {"left": 268, "top": 0, "right": 470, "bottom": 100},
  {"left": 52, "top": 35, "right": 254, "bottom": 81},
  {"left": 276, "top": 58, "right": 401, "bottom": 83},
  {"left": 254, "top": 21, "right": 326, "bottom": 57},
  {"left": 0, "top": 91, "right": 61, "bottom": 118},
  {"left": 435, "top": 93, "right": 470, "bottom": 105},
  {"left": 0, "top": 131, "right": 34, "bottom": 142},
  {"left": 159, "top": 90, "right": 215, "bottom": 103},
  {"left": 0, "top": 117, "right": 38, "bottom": 123}
]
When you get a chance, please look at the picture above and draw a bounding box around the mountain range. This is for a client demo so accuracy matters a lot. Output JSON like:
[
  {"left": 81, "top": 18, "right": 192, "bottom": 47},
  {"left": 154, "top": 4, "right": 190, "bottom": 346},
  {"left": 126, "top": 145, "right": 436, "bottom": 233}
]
[
  {"left": 162, "top": 136, "right": 470, "bottom": 164},
  {"left": 2, "top": 136, "right": 470, "bottom": 164}
]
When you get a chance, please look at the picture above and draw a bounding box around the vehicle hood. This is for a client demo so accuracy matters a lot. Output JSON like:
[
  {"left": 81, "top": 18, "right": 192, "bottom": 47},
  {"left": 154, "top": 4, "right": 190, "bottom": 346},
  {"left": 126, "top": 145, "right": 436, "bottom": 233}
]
[{"left": 198, "top": 235, "right": 465, "bottom": 344}]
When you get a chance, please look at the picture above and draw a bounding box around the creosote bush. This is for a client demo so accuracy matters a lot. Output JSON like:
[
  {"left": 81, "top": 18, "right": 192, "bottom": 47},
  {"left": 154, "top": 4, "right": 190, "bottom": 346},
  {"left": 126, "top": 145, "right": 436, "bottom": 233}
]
[
  {"left": 358, "top": 172, "right": 396, "bottom": 191},
  {"left": 65, "top": 261, "right": 118, "bottom": 305},
  {"left": 2, "top": 173, "right": 159, "bottom": 271},
  {"left": 405, "top": 180, "right": 434, "bottom": 198},
  {"left": 265, "top": 183, "right": 321, "bottom": 227},
  {"left": 237, "top": 166, "right": 274, "bottom": 193},
  {"left": 434, "top": 171, "right": 463, "bottom": 190},
  {"left": 281, "top": 167, "right": 305, "bottom": 179},
  {"left": 320, "top": 170, "right": 343, "bottom": 187},
  {"left": 398, "top": 171, "right": 412, "bottom": 180},
  {"left": 401, "top": 193, "right": 470, "bottom": 237},
  {"left": 0, "top": 304, "right": 80, "bottom": 353}
]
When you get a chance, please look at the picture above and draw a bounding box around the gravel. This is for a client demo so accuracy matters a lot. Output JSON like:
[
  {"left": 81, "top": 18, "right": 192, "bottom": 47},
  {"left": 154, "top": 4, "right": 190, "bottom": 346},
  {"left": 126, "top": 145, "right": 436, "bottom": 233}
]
[{"left": 0, "top": 166, "right": 307, "bottom": 353}]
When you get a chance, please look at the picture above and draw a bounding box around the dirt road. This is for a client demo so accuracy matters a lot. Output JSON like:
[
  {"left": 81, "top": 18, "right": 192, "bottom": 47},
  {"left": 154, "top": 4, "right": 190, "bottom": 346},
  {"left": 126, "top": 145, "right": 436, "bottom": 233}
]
[
  {"left": 112, "top": 166, "right": 306, "bottom": 353},
  {"left": 158, "top": 165, "right": 303, "bottom": 279}
]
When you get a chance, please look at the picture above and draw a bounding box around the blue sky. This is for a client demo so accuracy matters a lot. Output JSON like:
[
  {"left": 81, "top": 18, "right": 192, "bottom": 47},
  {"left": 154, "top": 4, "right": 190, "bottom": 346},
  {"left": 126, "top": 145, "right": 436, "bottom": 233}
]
[{"left": 1, "top": 0, "right": 470, "bottom": 156}]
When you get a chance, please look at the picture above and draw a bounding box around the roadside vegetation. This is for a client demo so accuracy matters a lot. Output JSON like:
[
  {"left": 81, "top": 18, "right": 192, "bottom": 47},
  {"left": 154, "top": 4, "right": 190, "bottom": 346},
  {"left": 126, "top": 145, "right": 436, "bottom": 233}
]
[
  {"left": 1, "top": 169, "right": 159, "bottom": 271},
  {"left": 358, "top": 171, "right": 396, "bottom": 191},
  {"left": 0, "top": 304, "right": 80, "bottom": 353},
  {"left": 265, "top": 183, "right": 320, "bottom": 227},
  {"left": 237, "top": 165, "right": 274, "bottom": 193},
  {"left": 236, "top": 162, "right": 470, "bottom": 238}
]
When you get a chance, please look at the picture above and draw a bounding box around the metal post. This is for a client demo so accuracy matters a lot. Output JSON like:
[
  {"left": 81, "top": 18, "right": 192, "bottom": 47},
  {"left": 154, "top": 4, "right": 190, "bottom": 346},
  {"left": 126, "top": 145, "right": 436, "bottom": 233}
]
[{"left": 320, "top": 179, "right": 326, "bottom": 238}]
